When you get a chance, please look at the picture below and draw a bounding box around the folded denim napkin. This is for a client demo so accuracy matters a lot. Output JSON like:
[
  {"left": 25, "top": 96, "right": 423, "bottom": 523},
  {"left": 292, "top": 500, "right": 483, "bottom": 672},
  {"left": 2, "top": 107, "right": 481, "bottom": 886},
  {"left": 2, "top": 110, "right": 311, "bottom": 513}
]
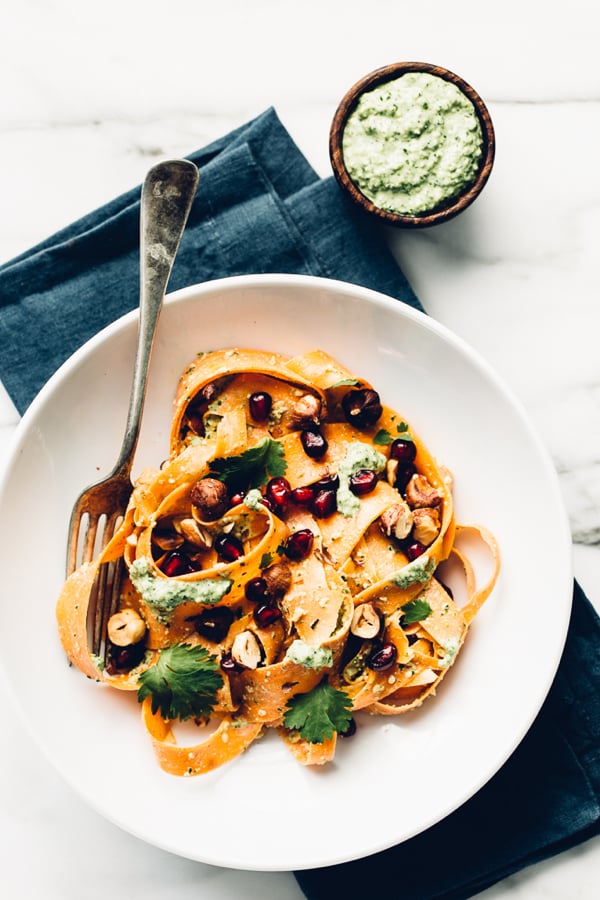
[
  {"left": 1, "top": 108, "right": 598, "bottom": 898},
  {"left": 0, "top": 108, "right": 417, "bottom": 414}
]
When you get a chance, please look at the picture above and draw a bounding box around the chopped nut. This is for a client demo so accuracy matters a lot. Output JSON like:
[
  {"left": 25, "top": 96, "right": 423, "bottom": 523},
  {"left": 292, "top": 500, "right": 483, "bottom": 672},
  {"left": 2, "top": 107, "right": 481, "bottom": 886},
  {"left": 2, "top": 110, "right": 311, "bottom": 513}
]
[
  {"left": 386, "top": 459, "right": 398, "bottom": 486},
  {"left": 350, "top": 603, "right": 381, "bottom": 639},
  {"left": 288, "top": 393, "right": 322, "bottom": 429},
  {"left": 190, "top": 477, "right": 229, "bottom": 521},
  {"left": 107, "top": 608, "right": 146, "bottom": 647},
  {"left": 405, "top": 474, "right": 443, "bottom": 509},
  {"left": 174, "top": 517, "right": 213, "bottom": 549},
  {"left": 380, "top": 502, "right": 413, "bottom": 541},
  {"left": 151, "top": 528, "right": 184, "bottom": 551},
  {"left": 231, "top": 631, "right": 264, "bottom": 669},
  {"left": 412, "top": 507, "right": 441, "bottom": 546},
  {"left": 262, "top": 562, "right": 292, "bottom": 597},
  {"left": 200, "top": 382, "right": 218, "bottom": 404}
]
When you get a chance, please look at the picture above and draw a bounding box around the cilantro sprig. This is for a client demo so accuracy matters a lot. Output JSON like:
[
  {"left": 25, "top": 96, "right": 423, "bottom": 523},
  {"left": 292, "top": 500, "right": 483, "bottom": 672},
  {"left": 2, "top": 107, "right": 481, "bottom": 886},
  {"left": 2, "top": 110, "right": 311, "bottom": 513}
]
[
  {"left": 373, "top": 428, "right": 392, "bottom": 445},
  {"left": 209, "top": 438, "right": 286, "bottom": 491},
  {"left": 330, "top": 378, "right": 360, "bottom": 388},
  {"left": 401, "top": 598, "right": 432, "bottom": 625},
  {"left": 283, "top": 681, "right": 353, "bottom": 744},
  {"left": 137, "top": 644, "right": 223, "bottom": 721}
]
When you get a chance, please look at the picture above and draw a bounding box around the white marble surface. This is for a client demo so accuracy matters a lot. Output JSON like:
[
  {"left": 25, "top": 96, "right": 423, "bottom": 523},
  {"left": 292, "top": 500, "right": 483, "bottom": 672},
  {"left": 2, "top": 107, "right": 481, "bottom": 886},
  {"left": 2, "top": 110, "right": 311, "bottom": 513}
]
[{"left": 1, "top": 1, "right": 599, "bottom": 896}]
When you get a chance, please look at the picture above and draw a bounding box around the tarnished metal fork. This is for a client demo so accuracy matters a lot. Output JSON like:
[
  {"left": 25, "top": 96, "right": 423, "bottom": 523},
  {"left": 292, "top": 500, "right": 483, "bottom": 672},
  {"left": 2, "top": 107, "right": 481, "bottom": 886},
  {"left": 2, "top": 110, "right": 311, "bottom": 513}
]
[{"left": 66, "top": 158, "right": 199, "bottom": 661}]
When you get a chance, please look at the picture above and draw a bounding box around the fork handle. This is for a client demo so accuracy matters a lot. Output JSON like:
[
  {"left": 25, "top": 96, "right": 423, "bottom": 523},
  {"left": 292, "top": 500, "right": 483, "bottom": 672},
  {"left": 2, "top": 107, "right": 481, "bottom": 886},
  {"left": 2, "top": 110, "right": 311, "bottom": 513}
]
[{"left": 112, "top": 159, "right": 199, "bottom": 479}]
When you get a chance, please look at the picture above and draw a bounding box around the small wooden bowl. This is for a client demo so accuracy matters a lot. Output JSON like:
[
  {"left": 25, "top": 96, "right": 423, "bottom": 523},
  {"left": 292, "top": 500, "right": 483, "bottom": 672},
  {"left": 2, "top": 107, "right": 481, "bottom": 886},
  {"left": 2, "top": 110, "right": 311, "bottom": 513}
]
[{"left": 329, "top": 61, "right": 495, "bottom": 227}]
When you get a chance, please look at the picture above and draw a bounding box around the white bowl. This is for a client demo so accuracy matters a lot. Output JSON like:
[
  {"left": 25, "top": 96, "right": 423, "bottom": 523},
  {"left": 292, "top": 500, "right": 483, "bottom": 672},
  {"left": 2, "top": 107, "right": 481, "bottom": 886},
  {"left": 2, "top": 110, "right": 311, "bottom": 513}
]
[{"left": 0, "top": 274, "right": 572, "bottom": 870}]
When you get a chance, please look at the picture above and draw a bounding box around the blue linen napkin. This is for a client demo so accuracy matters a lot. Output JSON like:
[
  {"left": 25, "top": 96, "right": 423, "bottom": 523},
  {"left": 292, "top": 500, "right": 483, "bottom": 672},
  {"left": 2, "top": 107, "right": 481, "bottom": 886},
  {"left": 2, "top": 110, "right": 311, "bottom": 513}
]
[
  {"left": 0, "top": 108, "right": 598, "bottom": 898},
  {"left": 0, "top": 109, "right": 417, "bottom": 414}
]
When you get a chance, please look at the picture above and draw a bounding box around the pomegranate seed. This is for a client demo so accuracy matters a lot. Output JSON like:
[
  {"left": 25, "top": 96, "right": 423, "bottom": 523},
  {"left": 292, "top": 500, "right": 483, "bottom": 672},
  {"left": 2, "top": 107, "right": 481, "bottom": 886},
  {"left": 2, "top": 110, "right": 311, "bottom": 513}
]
[
  {"left": 284, "top": 528, "right": 314, "bottom": 561},
  {"left": 253, "top": 604, "right": 282, "bottom": 627},
  {"left": 229, "top": 490, "right": 246, "bottom": 506},
  {"left": 300, "top": 428, "right": 328, "bottom": 459},
  {"left": 349, "top": 468, "right": 378, "bottom": 496},
  {"left": 406, "top": 541, "right": 426, "bottom": 560},
  {"left": 311, "top": 488, "right": 337, "bottom": 518},
  {"left": 395, "top": 464, "right": 417, "bottom": 493},
  {"left": 390, "top": 437, "right": 416, "bottom": 465},
  {"left": 220, "top": 651, "right": 241, "bottom": 673},
  {"left": 266, "top": 476, "right": 291, "bottom": 511},
  {"left": 367, "top": 642, "right": 397, "bottom": 671},
  {"left": 161, "top": 550, "right": 195, "bottom": 577},
  {"left": 245, "top": 576, "right": 270, "bottom": 604},
  {"left": 106, "top": 641, "right": 145, "bottom": 674},
  {"left": 339, "top": 717, "right": 357, "bottom": 738},
  {"left": 249, "top": 391, "right": 272, "bottom": 421},
  {"left": 341, "top": 388, "right": 382, "bottom": 429},
  {"left": 214, "top": 533, "right": 244, "bottom": 562},
  {"left": 193, "top": 607, "right": 234, "bottom": 642},
  {"left": 313, "top": 474, "right": 339, "bottom": 491},
  {"left": 291, "top": 485, "right": 315, "bottom": 506}
]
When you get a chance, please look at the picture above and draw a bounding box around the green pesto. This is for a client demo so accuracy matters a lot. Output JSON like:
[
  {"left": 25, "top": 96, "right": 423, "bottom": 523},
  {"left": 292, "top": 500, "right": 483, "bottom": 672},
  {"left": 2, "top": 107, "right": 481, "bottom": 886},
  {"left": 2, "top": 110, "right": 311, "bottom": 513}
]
[
  {"left": 440, "top": 637, "right": 460, "bottom": 668},
  {"left": 342, "top": 72, "right": 483, "bottom": 215},
  {"left": 243, "top": 488, "right": 265, "bottom": 511},
  {"left": 391, "top": 554, "right": 436, "bottom": 589},
  {"left": 129, "top": 557, "right": 233, "bottom": 618},
  {"left": 285, "top": 639, "right": 333, "bottom": 669},
  {"left": 336, "top": 441, "right": 387, "bottom": 517}
]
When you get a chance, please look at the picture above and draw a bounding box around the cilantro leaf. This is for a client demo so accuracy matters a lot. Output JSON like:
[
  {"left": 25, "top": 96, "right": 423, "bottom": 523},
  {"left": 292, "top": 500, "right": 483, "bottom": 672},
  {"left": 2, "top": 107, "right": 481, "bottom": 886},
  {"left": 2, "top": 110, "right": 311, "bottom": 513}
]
[
  {"left": 259, "top": 552, "right": 274, "bottom": 569},
  {"left": 396, "top": 422, "right": 411, "bottom": 435},
  {"left": 330, "top": 378, "right": 360, "bottom": 387},
  {"left": 137, "top": 644, "right": 223, "bottom": 721},
  {"left": 373, "top": 428, "right": 392, "bottom": 445},
  {"left": 401, "top": 598, "right": 432, "bottom": 624},
  {"left": 283, "top": 681, "right": 353, "bottom": 743},
  {"left": 209, "top": 438, "right": 287, "bottom": 490}
]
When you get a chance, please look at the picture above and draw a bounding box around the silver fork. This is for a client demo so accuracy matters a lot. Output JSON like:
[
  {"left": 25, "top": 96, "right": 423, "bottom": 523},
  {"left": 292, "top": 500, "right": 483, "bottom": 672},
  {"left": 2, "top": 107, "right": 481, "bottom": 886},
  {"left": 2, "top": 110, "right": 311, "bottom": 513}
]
[{"left": 66, "top": 158, "right": 199, "bottom": 663}]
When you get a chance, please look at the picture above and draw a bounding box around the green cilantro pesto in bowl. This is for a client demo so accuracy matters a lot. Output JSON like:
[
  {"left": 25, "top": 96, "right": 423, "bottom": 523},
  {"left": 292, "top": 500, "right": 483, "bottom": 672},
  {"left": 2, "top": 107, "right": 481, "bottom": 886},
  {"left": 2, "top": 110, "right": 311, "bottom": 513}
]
[{"left": 330, "top": 62, "right": 495, "bottom": 227}]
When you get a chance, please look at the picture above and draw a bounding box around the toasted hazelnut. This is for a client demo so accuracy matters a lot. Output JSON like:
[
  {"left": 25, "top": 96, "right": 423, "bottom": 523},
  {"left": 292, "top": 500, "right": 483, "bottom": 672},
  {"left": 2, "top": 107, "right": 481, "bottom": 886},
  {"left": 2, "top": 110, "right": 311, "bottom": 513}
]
[
  {"left": 190, "top": 477, "right": 229, "bottom": 521},
  {"left": 386, "top": 459, "right": 398, "bottom": 486},
  {"left": 174, "top": 517, "right": 213, "bottom": 549},
  {"left": 351, "top": 603, "right": 381, "bottom": 639},
  {"left": 405, "top": 474, "right": 442, "bottom": 509},
  {"left": 200, "top": 382, "right": 218, "bottom": 404},
  {"left": 151, "top": 528, "right": 184, "bottom": 551},
  {"left": 231, "top": 631, "right": 264, "bottom": 669},
  {"left": 107, "top": 608, "right": 146, "bottom": 647},
  {"left": 289, "top": 393, "right": 322, "bottom": 429},
  {"left": 262, "top": 562, "right": 292, "bottom": 598},
  {"left": 380, "top": 502, "right": 413, "bottom": 541},
  {"left": 412, "top": 507, "right": 441, "bottom": 546}
]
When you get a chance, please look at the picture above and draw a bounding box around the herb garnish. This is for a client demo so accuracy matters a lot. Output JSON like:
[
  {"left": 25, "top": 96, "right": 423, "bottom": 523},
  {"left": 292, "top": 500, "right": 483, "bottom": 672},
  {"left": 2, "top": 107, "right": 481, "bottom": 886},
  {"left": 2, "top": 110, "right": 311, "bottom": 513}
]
[
  {"left": 259, "top": 552, "right": 274, "bottom": 569},
  {"left": 373, "top": 428, "right": 392, "bottom": 445},
  {"left": 137, "top": 644, "right": 223, "bottom": 720},
  {"left": 330, "top": 378, "right": 360, "bottom": 387},
  {"left": 283, "top": 681, "right": 353, "bottom": 743},
  {"left": 401, "top": 598, "right": 433, "bottom": 624},
  {"left": 209, "top": 438, "right": 286, "bottom": 491}
]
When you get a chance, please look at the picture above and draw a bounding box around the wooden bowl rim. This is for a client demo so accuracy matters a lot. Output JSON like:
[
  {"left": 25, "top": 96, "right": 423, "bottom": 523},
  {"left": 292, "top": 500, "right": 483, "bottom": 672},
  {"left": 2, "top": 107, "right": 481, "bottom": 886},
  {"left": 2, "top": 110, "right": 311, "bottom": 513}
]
[{"left": 329, "top": 61, "right": 496, "bottom": 228}]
